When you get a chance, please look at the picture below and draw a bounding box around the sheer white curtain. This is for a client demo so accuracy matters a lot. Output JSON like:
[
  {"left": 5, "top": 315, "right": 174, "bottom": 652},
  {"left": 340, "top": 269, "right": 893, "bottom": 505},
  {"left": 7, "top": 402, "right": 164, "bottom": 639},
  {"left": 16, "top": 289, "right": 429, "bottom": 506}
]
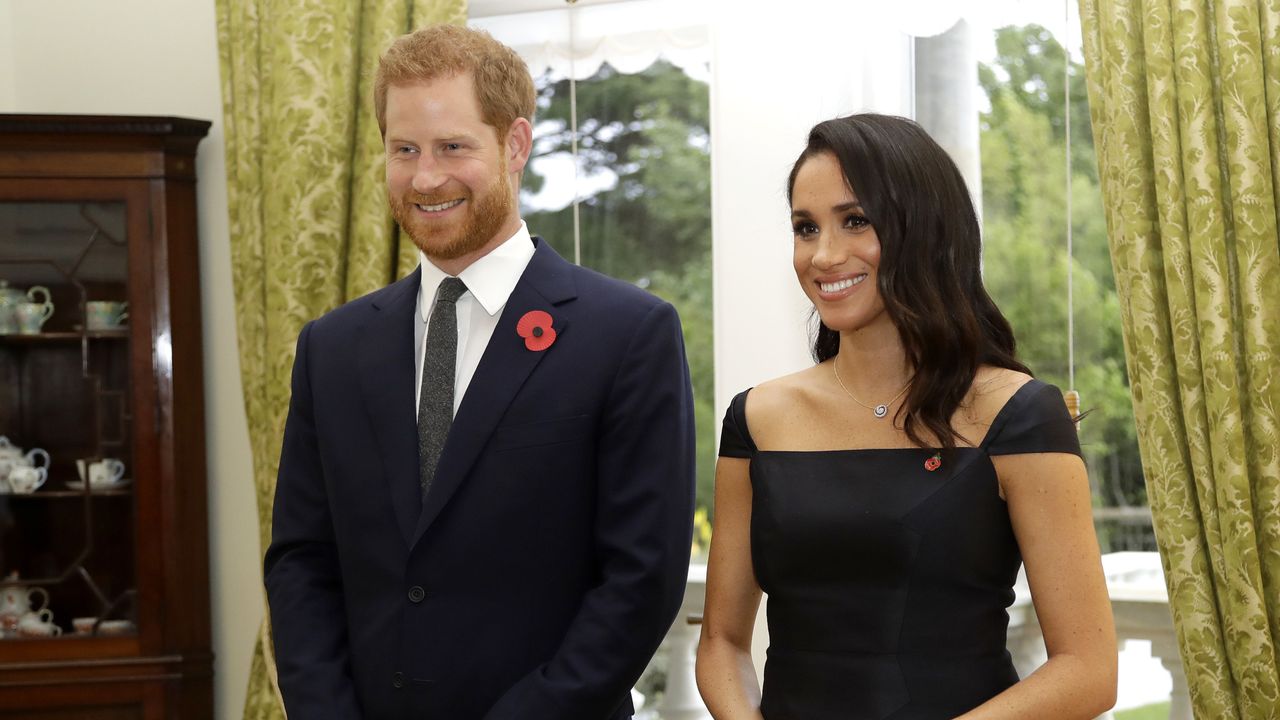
[{"left": 470, "top": 0, "right": 710, "bottom": 80}]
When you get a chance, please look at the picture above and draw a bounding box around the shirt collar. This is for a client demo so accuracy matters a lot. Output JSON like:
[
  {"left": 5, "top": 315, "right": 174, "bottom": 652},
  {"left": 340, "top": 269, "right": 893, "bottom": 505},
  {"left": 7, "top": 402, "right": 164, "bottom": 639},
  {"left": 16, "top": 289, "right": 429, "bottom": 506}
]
[{"left": 419, "top": 221, "right": 536, "bottom": 321}]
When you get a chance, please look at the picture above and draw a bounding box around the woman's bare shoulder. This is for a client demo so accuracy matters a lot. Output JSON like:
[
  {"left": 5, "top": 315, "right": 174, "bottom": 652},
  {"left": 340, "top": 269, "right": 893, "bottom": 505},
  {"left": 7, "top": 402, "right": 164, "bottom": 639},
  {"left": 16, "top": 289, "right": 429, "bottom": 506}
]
[
  {"left": 966, "top": 366, "right": 1035, "bottom": 424},
  {"left": 743, "top": 365, "right": 829, "bottom": 440}
]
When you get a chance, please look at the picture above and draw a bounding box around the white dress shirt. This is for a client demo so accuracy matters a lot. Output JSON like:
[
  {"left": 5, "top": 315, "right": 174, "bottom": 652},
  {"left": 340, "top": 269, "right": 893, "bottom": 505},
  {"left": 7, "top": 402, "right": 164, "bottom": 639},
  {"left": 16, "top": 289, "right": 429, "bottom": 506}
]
[{"left": 414, "top": 222, "right": 537, "bottom": 418}]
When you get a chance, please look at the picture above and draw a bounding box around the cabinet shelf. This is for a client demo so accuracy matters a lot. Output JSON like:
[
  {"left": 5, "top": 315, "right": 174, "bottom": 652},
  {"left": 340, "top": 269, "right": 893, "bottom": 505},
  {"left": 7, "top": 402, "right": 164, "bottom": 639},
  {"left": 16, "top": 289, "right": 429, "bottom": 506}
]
[
  {"left": 1, "top": 489, "right": 133, "bottom": 498},
  {"left": 0, "top": 330, "right": 128, "bottom": 344}
]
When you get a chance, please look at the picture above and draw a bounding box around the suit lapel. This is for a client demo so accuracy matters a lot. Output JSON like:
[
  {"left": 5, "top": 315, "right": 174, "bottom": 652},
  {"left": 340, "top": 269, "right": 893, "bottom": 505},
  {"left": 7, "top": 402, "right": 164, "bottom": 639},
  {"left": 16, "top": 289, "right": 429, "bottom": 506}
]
[
  {"left": 357, "top": 269, "right": 422, "bottom": 546},
  {"left": 411, "top": 240, "right": 577, "bottom": 545}
]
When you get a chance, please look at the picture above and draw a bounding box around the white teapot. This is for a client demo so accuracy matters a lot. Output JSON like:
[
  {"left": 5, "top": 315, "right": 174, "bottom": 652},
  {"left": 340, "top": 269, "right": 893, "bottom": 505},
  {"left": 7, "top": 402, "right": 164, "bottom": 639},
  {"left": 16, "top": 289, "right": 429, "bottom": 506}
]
[
  {"left": 0, "top": 435, "right": 22, "bottom": 462},
  {"left": 0, "top": 436, "right": 51, "bottom": 492},
  {"left": 0, "top": 574, "right": 50, "bottom": 637}
]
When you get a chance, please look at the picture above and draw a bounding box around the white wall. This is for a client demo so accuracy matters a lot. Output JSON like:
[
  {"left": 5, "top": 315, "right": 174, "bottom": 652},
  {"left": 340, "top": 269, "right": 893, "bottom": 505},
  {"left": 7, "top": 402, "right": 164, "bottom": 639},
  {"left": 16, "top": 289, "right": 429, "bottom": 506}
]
[
  {"left": 0, "top": 4, "right": 15, "bottom": 110},
  {"left": 1, "top": 2, "right": 258, "bottom": 719},
  {"left": 709, "top": 1, "right": 914, "bottom": 416}
]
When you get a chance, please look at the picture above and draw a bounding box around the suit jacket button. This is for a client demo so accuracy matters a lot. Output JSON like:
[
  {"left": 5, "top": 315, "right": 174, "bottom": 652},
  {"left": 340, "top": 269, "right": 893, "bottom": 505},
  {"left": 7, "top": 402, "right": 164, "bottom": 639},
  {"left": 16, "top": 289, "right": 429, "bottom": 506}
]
[
  {"left": 408, "top": 586, "right": 426, "bottom": 603},
  {"left": 392, "top": 671, "right": 404, "bottom": 689}
]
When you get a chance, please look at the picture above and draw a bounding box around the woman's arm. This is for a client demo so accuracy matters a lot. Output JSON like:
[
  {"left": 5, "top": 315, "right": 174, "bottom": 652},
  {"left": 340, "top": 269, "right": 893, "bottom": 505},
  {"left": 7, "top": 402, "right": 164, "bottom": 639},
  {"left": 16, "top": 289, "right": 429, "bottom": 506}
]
[
  {"left": 958, "top": 452, "right": 1118, "bottom": 719},
  {"left": 696, "top": 456, "right": 766, "bottom": 720}
]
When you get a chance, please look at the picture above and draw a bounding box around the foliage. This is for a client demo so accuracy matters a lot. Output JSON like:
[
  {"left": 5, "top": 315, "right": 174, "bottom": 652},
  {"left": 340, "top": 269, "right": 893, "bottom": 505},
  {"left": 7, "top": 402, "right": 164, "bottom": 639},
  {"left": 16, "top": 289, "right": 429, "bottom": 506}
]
[
  {"left": 980, "top": 25, "right": 1149, "bottom": 518},
  {"left": 979, "top": 23, "right": 1097, "bottom": 181},
  {"left": 523, "top": 61, "right": 711, "bottom": 278},
  {"left": 519, "top": 61, "right": 717, "bottom": 541}
]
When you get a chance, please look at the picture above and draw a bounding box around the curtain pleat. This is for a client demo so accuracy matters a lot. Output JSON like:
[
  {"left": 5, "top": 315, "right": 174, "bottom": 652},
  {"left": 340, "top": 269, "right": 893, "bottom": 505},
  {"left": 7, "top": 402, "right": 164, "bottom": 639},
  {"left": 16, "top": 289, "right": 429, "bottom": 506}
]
[{"left": 1078, "top": 0, "right": 1280, "bottom": 717}]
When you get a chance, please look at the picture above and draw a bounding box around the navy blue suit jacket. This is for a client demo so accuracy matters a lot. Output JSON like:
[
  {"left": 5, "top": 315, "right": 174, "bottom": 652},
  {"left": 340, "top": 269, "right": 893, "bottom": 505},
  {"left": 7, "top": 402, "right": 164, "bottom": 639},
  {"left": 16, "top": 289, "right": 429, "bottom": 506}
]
[{"left": 264, "top": 238, "right": 697, "bottom": 719}]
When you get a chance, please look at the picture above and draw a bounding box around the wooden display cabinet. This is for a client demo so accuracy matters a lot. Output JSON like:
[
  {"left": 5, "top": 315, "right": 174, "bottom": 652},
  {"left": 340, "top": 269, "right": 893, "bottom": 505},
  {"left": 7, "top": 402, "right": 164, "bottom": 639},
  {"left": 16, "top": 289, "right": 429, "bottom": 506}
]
[{"left": 0, "top": 115, "right": 213, "bottom": 718}]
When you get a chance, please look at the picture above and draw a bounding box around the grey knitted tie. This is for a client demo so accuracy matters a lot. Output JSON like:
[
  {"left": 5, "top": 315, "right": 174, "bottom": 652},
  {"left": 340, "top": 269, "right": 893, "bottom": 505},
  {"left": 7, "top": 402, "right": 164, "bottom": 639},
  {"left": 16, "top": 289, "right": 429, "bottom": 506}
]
[{"left": 418, "top": 277, "right": 467, "bottom": 502}]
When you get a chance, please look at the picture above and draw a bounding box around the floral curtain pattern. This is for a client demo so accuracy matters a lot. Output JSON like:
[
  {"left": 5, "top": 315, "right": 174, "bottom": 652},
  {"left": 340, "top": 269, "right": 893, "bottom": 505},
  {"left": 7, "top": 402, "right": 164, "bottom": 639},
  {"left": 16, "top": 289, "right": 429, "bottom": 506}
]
[
  {"left": 215, "top": 0, "right": 467, "bottom": 716},
  {"left": 1078, "top": 0, "right": 1280, "bottom": 717}
]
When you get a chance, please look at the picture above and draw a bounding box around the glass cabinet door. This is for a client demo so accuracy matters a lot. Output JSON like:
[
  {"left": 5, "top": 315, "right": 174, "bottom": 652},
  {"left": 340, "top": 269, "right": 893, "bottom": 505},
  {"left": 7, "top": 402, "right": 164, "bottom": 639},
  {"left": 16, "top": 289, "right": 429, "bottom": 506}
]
[{"left": 0, "top": 200, "right": 137, "bottom": 641}]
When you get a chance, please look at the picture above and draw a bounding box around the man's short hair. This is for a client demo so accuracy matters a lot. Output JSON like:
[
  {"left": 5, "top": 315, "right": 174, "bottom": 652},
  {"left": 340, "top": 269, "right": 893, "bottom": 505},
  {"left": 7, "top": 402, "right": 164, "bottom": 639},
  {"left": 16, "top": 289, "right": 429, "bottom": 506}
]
[{"left": 374, "top": 24, "right": 536, "bottom": 139}]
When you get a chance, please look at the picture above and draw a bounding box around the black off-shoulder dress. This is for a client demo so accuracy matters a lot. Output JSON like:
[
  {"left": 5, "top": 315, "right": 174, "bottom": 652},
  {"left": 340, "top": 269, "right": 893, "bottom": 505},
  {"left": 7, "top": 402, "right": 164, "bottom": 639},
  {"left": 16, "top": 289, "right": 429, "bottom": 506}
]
[{"left": 718, "top": 379, "right": 1082, "bottom": 720}]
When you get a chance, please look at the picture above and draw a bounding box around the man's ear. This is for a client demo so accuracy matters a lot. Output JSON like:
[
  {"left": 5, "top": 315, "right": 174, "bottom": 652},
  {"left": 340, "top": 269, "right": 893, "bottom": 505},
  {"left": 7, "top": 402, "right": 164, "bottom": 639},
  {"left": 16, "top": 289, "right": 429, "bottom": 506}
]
[{"left": 506, "top": 117, "right": 533, "bottom": 175}]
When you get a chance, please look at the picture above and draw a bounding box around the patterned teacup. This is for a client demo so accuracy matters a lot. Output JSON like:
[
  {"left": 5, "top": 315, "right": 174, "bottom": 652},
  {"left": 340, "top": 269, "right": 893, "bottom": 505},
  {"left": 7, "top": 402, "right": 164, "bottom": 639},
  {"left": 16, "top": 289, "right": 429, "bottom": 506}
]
[
  {"left": 14, "top": 301, "right": 53, "bottom": 334},
  {"left": 86, "top": 301, "right": 128, "bottom": 331},
  {"left": 0, "top": 284, "right": 51, "bottom": 335},
  {"left": 76, "top": 458, "right": 126, "bottom": 487},
  {"left": 7, "top": 465, "right": 47, "bottom": 494}
]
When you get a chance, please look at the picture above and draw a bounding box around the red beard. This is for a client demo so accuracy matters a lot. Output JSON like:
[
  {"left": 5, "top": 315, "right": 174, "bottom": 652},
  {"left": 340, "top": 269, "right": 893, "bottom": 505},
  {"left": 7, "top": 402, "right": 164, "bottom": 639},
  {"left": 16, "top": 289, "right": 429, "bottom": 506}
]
[{"left": 390, "top": 171, "right": 514, "bottom": 261}]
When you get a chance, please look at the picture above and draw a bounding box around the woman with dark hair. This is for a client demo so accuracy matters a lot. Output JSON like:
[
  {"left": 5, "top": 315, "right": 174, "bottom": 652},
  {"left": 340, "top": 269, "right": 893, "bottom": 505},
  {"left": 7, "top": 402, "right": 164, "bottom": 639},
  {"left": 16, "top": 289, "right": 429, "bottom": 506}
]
[{"left": 695, "top": 114, "right": 1117, "bottom": 719}]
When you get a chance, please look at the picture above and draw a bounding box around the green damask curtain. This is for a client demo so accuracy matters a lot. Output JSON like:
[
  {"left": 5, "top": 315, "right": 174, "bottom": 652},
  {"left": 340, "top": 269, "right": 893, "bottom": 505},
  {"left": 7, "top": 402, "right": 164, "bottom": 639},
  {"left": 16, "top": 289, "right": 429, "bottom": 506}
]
[
  {"left": 1078, "top": 0, "right": 1280, "bottom": 716},
  {"left": 215, "top": 0, "right": 467, "bottom": 716}
]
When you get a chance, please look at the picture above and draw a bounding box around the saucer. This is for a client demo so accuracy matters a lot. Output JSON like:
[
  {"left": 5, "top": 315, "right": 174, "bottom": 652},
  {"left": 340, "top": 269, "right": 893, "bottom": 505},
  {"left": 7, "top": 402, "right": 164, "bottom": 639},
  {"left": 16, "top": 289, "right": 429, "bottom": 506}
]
[
  {"left": 71, "top": 617, "right": 135, "bottom": 635},
  {"left": 16, "top": 623, "right": 60, "bottom": 638},
  {"left": 64, "top": 479, "right": 132, "bottom": 491},
  {"left": 97, "top": 619, "right": 135, "bottom": 635}
]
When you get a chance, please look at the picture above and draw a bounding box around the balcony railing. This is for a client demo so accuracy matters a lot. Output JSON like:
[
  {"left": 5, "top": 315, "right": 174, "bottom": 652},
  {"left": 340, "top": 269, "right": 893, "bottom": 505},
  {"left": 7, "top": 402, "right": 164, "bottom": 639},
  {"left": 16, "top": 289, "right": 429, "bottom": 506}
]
[{"left": 640, "top": 552, "right": 1188, "bottom": 720}]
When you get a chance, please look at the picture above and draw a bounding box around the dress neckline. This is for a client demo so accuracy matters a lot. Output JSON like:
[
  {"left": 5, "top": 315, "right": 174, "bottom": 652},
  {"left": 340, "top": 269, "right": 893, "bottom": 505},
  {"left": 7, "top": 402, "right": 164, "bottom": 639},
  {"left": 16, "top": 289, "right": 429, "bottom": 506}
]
[{"left": 750, "top": 378, "right": 1044, "bottom": 455}]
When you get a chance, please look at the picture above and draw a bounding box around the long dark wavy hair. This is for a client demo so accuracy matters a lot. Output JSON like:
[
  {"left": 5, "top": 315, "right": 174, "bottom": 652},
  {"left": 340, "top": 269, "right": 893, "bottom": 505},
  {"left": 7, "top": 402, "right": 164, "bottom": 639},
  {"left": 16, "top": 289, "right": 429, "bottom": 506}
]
[{"left": 788, "top": 113, "right": 1031, "bottom": 451}]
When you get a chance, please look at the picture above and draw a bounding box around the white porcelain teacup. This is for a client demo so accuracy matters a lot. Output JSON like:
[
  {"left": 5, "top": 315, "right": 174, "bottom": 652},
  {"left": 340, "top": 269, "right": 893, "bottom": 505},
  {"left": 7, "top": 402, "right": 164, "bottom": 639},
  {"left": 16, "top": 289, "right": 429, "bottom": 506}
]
[
  {"left": 17, "top": 609, "right": 61, "bottom": 637},
  {"left": 7, "top": 465, "right": 46, "bottom": 494},
  {"left": 76, "top": 458, "right": 126, "bottom": 487}
]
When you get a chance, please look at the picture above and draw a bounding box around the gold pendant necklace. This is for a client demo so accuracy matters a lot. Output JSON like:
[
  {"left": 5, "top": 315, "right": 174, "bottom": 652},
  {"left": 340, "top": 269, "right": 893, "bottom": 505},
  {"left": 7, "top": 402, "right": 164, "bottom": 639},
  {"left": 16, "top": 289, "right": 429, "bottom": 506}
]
[{"left": 832, "top": 363, "right": 911, "bottom": 419}]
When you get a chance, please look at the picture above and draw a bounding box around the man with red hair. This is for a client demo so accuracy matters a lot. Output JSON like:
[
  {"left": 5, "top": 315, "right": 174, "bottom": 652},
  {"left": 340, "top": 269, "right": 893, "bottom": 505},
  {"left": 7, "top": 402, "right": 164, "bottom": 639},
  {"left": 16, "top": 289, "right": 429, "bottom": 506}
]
[{"left": 265, "top": 24, "right": 696, "bottom": 720}]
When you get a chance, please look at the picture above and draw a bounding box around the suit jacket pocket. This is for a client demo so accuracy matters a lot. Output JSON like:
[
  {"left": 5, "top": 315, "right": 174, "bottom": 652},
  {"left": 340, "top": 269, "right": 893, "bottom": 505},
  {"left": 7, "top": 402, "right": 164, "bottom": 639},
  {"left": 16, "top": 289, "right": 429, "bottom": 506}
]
[{"left": 488, "top": 414, "right": 593, "bottom": 452}]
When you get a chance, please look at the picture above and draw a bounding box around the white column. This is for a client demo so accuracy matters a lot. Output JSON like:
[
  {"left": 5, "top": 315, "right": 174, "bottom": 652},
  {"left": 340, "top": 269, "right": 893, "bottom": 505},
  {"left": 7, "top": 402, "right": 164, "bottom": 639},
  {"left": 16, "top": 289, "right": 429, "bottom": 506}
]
[{"left": 912, "top": 18, "right": 983, "bottom": 221}]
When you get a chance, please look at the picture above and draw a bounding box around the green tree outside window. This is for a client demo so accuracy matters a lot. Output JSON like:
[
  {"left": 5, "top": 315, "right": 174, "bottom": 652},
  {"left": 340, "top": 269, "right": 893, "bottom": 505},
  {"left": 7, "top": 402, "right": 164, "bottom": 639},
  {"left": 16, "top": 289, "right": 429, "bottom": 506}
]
[{"left": 980, "top": 24, "right": 1151, "bottom": 551}]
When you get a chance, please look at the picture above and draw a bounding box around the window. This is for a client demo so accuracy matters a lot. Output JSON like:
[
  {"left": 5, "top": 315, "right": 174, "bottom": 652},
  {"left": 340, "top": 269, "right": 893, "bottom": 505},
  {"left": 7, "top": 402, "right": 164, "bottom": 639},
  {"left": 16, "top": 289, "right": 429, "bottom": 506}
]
[
  {"left": 472, "top": 1, "right": 716, "bottom": 558},
  {"left": 968, "top": 16, "right": 1152, "bottom": 554}
]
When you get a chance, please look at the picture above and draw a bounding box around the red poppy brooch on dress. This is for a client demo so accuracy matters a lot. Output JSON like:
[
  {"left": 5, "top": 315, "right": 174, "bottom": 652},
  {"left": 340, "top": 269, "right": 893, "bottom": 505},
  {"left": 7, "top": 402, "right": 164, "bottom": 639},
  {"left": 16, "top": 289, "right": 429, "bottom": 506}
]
[
  {"left": 924, "top": 452, "right": 942, "bottom": 472},
  {"left": 517, "top": 310, "right": 556, "bottom": 352}
]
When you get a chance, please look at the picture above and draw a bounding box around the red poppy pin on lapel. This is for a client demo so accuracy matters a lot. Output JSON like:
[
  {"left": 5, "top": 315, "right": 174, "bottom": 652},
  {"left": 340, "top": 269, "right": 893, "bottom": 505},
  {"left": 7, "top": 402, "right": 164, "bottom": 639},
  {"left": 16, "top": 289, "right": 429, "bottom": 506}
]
[
  {"left": 924, "top": 453, "right": 942, "bottom": 472},
  {"left": 517, "top": 310, "right": 556, "bottom": 352}
]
